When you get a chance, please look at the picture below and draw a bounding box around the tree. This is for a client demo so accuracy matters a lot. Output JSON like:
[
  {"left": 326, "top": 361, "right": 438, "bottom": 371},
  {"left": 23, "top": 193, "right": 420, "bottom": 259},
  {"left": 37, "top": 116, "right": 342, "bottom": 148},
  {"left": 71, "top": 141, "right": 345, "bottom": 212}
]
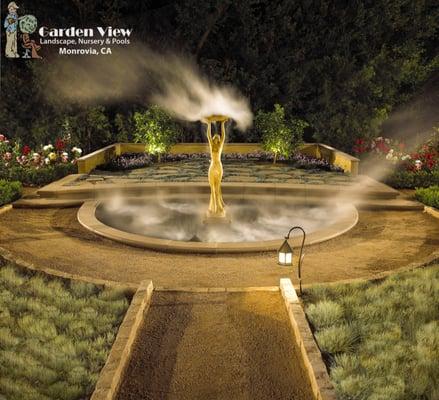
[
  {"left": 133, "top": 106, "right": 182, "bottom": 161},
  {"left": 255, "top": 104, "right": 307, "bottom": 163},
  {"left": 63, "top": 106, "right": 112, "bottom": 153}
]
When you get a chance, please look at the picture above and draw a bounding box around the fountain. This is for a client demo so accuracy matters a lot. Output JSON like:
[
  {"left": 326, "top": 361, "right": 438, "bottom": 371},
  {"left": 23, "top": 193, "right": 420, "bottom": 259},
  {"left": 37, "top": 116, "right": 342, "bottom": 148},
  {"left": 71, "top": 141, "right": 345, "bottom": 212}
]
[
  {"left": 202, "top": 115, "right": 229, "bottom": 223},
  {"left": 76, "top": 98, "right": 358, "bottom": 253}
]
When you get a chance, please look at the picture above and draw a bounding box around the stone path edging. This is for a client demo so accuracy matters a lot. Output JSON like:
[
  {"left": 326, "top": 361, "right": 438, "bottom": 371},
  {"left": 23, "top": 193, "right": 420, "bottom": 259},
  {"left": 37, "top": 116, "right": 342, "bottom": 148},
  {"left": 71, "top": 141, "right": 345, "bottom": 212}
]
[
  {"left": 91, "top": 280, "right": 154, "bottom": 400},
  {"left": 0, "top": 204, "right": 12, "bottom": 215},
  {"left": 300, "top": 249, "right": 439, "bottom": 289},
  {"left": 0, "top": 246, "right": 138, "bottom": 292},
  {"left": 155, "top": 285, "right": 279, "bottom": 292},
  {"left": 280, "top": 278, "right": 337, "bottom": 400},
  {"left": 424, "top": 205, "right": 439, "bottom": 219}
]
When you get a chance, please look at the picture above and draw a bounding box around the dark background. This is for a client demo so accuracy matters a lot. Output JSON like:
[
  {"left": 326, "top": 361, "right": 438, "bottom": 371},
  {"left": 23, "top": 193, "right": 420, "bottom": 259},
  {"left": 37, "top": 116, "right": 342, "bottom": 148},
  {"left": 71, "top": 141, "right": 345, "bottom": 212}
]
[{"left": 0, "top": 0, "right": 438, "bottom": 152}]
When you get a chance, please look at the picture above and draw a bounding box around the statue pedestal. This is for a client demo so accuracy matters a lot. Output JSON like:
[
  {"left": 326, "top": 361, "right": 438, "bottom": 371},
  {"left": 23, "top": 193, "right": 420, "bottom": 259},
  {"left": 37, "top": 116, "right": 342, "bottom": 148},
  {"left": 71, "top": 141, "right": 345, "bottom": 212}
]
[{"left": 203, "top": 211, "right": 231, "bottom": 225}]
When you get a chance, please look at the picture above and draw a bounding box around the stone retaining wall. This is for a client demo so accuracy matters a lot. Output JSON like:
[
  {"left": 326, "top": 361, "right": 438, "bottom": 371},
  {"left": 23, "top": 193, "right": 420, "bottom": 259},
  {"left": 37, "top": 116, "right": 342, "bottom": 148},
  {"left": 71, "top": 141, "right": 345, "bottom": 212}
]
[{"left": 77, "top": 142, "right": 359, "bottom": 175}]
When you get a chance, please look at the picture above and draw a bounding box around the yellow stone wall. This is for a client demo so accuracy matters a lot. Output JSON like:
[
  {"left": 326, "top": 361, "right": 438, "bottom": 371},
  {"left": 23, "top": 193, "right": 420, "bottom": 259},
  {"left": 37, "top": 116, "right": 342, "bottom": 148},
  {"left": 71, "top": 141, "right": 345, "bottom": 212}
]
[{"left": 78, "top": 142, "right": 359, "bottom": 175}]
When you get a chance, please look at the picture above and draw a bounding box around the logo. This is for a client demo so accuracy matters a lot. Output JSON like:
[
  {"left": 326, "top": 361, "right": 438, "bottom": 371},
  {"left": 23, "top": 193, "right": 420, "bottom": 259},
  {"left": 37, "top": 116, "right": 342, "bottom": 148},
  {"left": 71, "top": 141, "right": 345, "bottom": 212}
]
[{"left": 4, "top": 2, "right": 42, "bottom": 59}]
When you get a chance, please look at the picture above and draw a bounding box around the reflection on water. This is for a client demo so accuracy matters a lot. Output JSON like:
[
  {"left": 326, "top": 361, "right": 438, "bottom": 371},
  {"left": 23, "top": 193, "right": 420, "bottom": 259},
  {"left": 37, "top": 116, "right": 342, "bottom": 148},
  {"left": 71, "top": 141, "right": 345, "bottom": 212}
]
[{"left": 96, "top": 198, "right": 349, "bottom": 243}]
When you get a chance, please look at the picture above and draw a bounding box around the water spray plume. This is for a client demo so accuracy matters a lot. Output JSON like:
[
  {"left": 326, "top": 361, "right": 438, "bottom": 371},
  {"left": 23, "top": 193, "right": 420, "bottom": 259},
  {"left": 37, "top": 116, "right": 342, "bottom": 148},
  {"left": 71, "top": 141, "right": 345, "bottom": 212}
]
[{"left": 46, "top": 45, "right": 253, "bottom": 130}]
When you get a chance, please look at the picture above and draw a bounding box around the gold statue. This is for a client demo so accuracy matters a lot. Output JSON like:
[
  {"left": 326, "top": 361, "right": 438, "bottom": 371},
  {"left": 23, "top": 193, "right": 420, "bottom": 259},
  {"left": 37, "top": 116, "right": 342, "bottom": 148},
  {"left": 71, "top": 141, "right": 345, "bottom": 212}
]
[{"left": 202, "top": 115, "right": 228, "bottom": 221}]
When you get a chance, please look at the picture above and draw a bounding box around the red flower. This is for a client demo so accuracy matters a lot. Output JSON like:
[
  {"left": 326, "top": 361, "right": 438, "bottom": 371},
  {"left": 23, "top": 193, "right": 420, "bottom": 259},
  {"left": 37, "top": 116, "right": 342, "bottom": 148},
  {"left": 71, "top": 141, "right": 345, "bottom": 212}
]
[
  {"left": 22, "top": 145, "right": 31, "bottom": 156},
  {"left": 55, "top": 138, "right": 65, "bottom": 151}
]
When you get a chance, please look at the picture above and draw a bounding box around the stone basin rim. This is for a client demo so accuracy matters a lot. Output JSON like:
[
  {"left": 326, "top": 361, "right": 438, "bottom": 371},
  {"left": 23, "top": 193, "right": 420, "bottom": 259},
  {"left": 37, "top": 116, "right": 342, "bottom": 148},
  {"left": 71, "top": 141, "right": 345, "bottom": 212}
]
[{"left": 77, "top": 198, "right": 359, "bottom": 254}]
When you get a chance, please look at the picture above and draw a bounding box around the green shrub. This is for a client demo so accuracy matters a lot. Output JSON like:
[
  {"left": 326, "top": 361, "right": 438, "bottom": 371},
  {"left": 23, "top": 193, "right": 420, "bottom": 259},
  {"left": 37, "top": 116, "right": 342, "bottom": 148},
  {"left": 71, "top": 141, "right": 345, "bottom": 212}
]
[
  {"left": 415, "top": 186, "right": 439, "bottom": 208},
  {"left": 384, "top": 170, "right": 439, "bottom": 189},
  {"left": 2, "top": 163, "right": 77, "bottom": 186},
  {"left": 255, "top": 104, "right": 307, "bottom": 163},
  {"left": 133, "top": 106, "right": 181, "bottom": 161},
  {"left": 0, "top": 180, "right": 22, "bottom": 206}
]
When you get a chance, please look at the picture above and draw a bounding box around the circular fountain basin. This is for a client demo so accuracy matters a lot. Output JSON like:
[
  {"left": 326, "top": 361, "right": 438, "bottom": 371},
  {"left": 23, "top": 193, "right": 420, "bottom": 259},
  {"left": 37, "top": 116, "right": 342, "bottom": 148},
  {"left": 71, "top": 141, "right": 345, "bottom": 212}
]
[{"left": 78, "top": 195, "right": 358, "bottom": 253}]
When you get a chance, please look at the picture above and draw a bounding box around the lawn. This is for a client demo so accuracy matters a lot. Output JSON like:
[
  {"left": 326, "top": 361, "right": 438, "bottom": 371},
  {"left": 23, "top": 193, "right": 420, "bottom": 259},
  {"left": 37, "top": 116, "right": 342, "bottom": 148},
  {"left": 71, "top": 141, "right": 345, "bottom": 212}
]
[
  {"left": 0, "top": 264, "right": 129, "bottom": 400},
  {"left": 303, "top": 264, "right": 439, "bottom": 400}
]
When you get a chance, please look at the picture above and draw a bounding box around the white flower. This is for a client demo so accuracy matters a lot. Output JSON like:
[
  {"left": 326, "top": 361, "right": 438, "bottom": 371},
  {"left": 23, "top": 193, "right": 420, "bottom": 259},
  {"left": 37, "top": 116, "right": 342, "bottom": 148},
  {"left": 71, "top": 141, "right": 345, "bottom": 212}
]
[
  {"left": 32, "top": 152, "right": 39, "bottom": 158},
  {"left": 43, "top": 144, "right": 54, "bottom": 152},
  {"left": 62, "top": 152, "right": 68, "bottom": 157},
  {"left": 401, "top": 155, "right": 411, "bottom": 161},
  {"left": 44, "top": 157, "right": 50, "bottom": 165},
  {"left": 72, "top": 147, "right": 82, "bottom": 155}
]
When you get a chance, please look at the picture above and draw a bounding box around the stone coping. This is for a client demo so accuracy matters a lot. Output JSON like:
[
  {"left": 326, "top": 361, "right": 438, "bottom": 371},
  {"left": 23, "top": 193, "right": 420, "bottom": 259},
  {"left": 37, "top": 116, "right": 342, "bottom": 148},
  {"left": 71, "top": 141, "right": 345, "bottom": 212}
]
[
  {"left": 280, "top": 278, "right": 337, "bottom": 400},
  {"left": 91, "top": 280, "right": 154, "bottom": 400},
  {"left": 77, "top": 198, "right": 359, "bottom": 254}
]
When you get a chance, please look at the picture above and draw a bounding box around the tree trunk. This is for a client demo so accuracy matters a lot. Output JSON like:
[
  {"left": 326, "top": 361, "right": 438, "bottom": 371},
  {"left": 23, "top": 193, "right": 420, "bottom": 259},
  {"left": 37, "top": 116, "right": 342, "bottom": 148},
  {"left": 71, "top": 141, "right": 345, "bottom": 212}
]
[{"left": 195, "top": 3, "right": 230, "bottom": 59}]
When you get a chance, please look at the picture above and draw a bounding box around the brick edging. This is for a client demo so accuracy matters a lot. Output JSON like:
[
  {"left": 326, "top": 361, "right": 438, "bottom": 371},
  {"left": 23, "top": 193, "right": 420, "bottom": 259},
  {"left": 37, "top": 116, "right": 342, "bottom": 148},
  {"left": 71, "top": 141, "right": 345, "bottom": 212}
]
[
  {"left": 280, "top": 278, "right": 337, "bottom": 400},
  {"left": 91, "top": 280, "right": 154, "bottom": 400}
]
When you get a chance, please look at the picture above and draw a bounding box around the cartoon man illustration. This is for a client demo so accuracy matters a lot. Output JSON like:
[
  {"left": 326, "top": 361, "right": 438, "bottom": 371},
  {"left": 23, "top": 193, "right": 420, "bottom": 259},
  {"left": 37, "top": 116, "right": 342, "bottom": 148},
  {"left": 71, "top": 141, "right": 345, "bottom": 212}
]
[{"left": 4, "top": 2, "right": 20, "bottom": 58}]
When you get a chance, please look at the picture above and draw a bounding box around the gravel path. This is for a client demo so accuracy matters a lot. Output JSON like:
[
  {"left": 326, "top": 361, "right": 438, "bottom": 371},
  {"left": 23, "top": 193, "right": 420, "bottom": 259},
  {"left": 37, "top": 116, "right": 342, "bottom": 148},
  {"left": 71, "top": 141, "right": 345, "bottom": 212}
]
[
  {"left": 116, "top": 291, "right": 314, "bottom": 400},
  {"left": 0, "top": 208, "right": 437, "bottom": 287}
]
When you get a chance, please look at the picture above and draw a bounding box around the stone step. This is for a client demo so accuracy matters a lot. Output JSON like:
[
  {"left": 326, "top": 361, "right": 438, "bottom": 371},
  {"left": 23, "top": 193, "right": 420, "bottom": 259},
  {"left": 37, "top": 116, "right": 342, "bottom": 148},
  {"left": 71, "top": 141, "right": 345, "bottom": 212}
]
[
  {"left": 13, "top": 198, "right": 83, "bottom": 209},
  {"left": 354, "top": 198, "right": 424, "bottom": 211},
  {"left": 13, "top": 193, "right": 422, "bottom": 212}
]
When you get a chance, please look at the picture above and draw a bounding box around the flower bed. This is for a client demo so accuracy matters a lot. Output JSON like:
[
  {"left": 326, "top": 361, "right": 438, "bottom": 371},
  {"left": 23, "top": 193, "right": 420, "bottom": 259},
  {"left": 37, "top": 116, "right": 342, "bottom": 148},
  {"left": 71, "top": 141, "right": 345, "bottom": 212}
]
[
  {"left": 98, "top": 151, "right": 344, "bottom": 173},
  {"left": 0, "top": 263, "right": 129, "bottom": 400},
  {"left": 384, "top": 170, "right": 439, "bottom": 189},
  {"left": 415, "top": 186, "right": 439, "bottom": 209},
  {"left": 354, "top": 133, "right": 439, "bottom": 189},
  {"left": 303, "top": 265, "right": 439, "bottom": 400},
  {"left": 0, "top": 134, "right": 82, "bottom": 186},
  {"left": 0, "top": 180, "right": 22, "bottom": 207}
]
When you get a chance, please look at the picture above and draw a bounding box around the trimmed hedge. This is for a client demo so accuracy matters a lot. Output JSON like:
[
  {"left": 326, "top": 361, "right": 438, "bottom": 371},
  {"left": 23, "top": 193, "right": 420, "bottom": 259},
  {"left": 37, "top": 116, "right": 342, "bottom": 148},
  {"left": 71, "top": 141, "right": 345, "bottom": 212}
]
[
  {"left": 0, "top": 180, "right": 22, "bottom": 206},
  {"left": 384, "top": 170, "right": 439, "bottom": 189},
  {"left": 0, "top": 163, "right": 77, "bottom": 186},
  {"left": 415, "top": 186, "right": 439, "bottom": 209}
]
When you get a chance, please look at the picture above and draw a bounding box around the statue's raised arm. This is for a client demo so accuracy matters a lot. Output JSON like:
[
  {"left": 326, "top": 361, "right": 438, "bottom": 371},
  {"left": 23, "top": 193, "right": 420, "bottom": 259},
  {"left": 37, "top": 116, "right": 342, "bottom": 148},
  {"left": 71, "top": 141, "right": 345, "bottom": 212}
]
[
  {"left": 202, "top": 118, "right": 213, "bottom": 146},
  {"left": 220, "top": 121, "right": 226, "bottom": 146}
]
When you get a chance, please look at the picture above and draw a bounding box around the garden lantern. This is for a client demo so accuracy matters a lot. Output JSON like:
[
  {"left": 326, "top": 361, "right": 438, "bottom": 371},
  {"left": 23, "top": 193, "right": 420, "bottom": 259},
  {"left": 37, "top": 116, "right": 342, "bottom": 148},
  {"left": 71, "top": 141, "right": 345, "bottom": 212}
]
[
  {"left": 278, "top": 239, "right": 293, "bottom": 266},
  {"left": 277, "top": 226, "right": 306, "bottom": 295}
]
